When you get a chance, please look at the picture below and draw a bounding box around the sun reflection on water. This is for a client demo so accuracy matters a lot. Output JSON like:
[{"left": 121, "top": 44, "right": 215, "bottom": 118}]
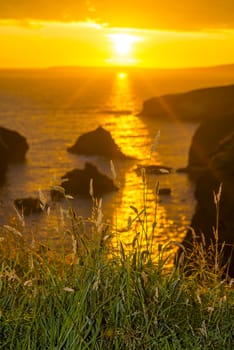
[
  {"left": 117, "top": 72, "right": 127, "bottom": 80},
  {"left": 107, "top": 166, "right": 179, "bottom": 267},
  {"left": 97, "top": 71, "right": 182, "bottom": 263},
  {"left": 103, "top": 71, "right": 149, "bottom": 159}
]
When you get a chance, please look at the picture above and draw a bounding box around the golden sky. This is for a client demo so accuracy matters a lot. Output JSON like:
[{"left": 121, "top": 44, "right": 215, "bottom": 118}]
[{"left": 0, "top": 0, "right": 234, "bottom": 68}]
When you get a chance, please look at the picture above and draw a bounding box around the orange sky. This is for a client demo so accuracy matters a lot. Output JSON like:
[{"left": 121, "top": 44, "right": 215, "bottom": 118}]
[{"left": 0, "top": 1, "right": 234, "bottom": 68}]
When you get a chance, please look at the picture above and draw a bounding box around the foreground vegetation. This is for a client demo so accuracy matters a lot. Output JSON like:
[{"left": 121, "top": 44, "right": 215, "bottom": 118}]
[{"left": 1, "top": 181, "right": 234, "bottom": 349}]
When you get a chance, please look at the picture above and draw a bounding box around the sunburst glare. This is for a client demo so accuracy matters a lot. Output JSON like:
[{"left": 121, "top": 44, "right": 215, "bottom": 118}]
[{"left": 107, "top": 32, "right": 142, "bottom": 66}]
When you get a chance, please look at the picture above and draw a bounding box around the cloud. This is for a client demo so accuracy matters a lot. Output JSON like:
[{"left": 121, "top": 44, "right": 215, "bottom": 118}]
[
  {"left": 0, "top": 0, "right": 234, "bottom": 30},
  {"left": 0, "top": 1, "right": 91, "bottom": 21},
  {"left": 94, "top": 0, "right": 234, "bottom": 30}
]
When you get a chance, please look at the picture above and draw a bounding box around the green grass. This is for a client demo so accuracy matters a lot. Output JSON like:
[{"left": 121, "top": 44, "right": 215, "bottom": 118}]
[{"left": 0, "top": 181, "right": 234, "bottom": 349}]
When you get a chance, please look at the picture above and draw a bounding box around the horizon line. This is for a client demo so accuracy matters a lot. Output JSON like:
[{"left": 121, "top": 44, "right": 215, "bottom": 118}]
[{"left": 0, "top": 62, "right": 234, "bottom": 72}]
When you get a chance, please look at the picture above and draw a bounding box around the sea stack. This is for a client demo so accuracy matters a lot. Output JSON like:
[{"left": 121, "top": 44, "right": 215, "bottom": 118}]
[{"left": 67, "top": 126, "right": 133, "bottom": 159}]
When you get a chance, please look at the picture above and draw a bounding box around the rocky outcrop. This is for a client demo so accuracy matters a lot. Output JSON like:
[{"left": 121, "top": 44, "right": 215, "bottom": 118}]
[
  {"left": 140, "top": 85, "right": 234, "bottom": 121},
  {"left": 51, "top": 163, "right": 118, "bottom": 199},
  {"left": 180, "top": 132, "right": 234, "bottom": 277},
  {"left": 188, "top": 115, "right": 234, "bottom": 170},
  {"left": 0, "top": 127, "right": 29, "bottom": 183},
  {"left": 67, "top": 126, "right": 133, "bottom": 159},
  {"left": 0, "top": 126, "right": 29, "bottom": 161},
  {"left": 158, "top": 188, "right": 171, "bottom": 195},
  {"left": 136, "top": 164, "right": 172, "bottom": 175},
  {"left": 0, "top": 143, "right": 8, "bottom": 183},
  {"left": 14, "top": 197, "right": 44, "bottom": 215}
]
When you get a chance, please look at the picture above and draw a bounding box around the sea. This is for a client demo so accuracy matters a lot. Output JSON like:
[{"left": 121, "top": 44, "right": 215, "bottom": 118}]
[{"left": 0, "top": 66, "right": 234, "bottom": 251}]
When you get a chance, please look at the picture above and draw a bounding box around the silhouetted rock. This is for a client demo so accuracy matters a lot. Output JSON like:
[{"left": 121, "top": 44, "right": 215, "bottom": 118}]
[
  {"left": 67, "top": 126, "right": 133, "bottom": 159},
  {"left": 158, "top": 188, "right": 171, "bottom": 195},
  {"left": 0, "top": 126, "right": 29, "bottom": 162},
  {"left": 0, "top": 143, "right": 8, "bottom": 183},
  {"left": 176, "top": 167, "right": 189, "bottom": 173},
  {"left": 50, "top": 187, "right": 65, "bottom": 201},
  {"left": 51, "top": 163, "right": 118, "bottom": 199},
  {"left": 136, "top": 164, "right": 172, "bottom": 175},
  {"left": 179, "top": 133, "right": 234, "bottom": 277},
  {"left": 140, "top": 85, "right": 234, "bottom": 121},
  {"left": 14, "top": 197, "right": 44, "bottom": 215},
  {"left": 188, "top": 115, "right": 234, "bottom": 170}
]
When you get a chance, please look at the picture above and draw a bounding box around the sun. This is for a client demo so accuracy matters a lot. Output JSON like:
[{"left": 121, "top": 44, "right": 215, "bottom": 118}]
[
  {"left": 109, "top": 33, "right": 139, "bottom": 55},
  {"left": 106, "top": 32, "right": 142, "bottom": 66}
]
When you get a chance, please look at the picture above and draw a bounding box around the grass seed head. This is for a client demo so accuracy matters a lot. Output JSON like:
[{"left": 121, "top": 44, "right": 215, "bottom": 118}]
[
  {"left": 150, "top": 130, "right": 160, "bottom": 156},
  {"left": 89, "top": 178, "right": 94, "bottom": 198},
  {"left": 110, "top": 160, "right": 117, "bottom": 180}
]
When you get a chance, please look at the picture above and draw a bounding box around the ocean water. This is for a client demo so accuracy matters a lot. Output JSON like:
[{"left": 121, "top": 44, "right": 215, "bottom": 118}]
[{"left": 0, "top": 67, "right": 233, "bottom": 249}]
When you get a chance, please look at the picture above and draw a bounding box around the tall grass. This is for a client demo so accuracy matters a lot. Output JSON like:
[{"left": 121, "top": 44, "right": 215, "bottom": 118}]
[{"left": 0, "top": 171, "right": 234, "bottom": 349}]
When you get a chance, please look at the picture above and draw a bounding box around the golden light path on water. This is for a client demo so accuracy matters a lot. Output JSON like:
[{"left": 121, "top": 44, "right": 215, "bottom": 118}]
[{"left": 101, "top": 72, "right": 181, "bottom": 264}]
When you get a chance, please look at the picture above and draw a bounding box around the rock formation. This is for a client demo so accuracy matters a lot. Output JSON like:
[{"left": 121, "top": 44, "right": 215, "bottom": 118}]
[
  {"left": 14, "top": 197, "right": 44, "bottom": 215},
  {"left": 67, "top": 126, "right": 133, "bottom": 159},
  {"left": 51, "top": 162, "right": 118, "bottom": 199},
  {"left": 140, "top": 85, "right": 234, "bottom": 121},
  {"left": 136, "top": 164, "right": 172, "bottom": 175},
  {"left": 180, "top": 131, "right": 234, "bottom": 277},
  {"left": 0, "top": 143, "right": 8, "bottom": 183},
  {"left": 0, "top": 126, "right": 29, "bottom": 182},
  {"left": 0, "top": 126, "right": 29, "bottom": 161},
  {"left": 188, "top": 115, "right": 234, "bottom": 170},
  {"left": 158, "top": 188, "right": 171, "bottom": 195}
]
